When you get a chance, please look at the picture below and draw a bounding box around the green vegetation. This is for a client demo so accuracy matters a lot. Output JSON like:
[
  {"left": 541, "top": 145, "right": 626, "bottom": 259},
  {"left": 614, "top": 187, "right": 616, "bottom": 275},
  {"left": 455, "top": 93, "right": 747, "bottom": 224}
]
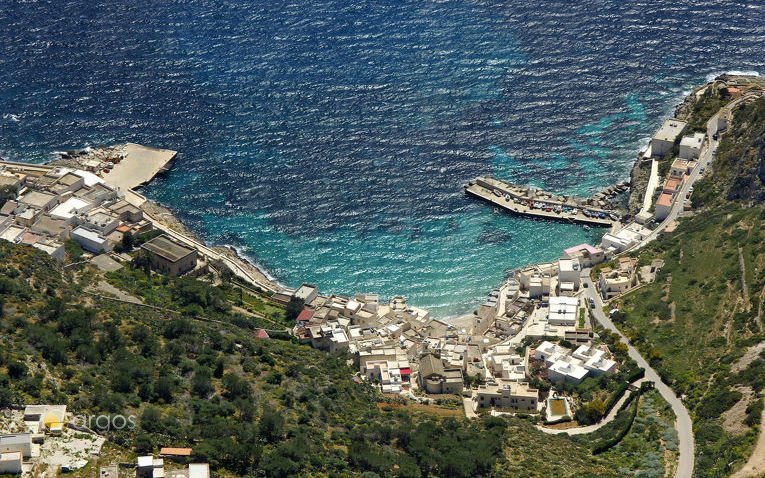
[
  {"left": 0, "top": 240, "right": 673, "bottom": 477},
  {"left": 615, "top": 205, "right": 765, "bottom": 476},
  {"left": 591, "top": 390, "right": 677, "bottom": 476},
  {"left": 685, "top": 92, "right": 731, "bottom": 133},
  {"left": 693, "top": 97, "right": 765, "bottom": 206},
  {"left": 606, "top": 94, "right": 765, "bottom": 477}
]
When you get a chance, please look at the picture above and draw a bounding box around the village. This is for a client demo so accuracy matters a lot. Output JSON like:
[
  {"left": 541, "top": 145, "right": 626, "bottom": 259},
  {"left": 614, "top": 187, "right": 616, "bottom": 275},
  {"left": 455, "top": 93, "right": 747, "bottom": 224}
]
[
  {"left": 282, "top": 76, "right": 763, "bottom": 429},
  {"left": 0, "top": 75, "right": 762, "bottom": 476}
]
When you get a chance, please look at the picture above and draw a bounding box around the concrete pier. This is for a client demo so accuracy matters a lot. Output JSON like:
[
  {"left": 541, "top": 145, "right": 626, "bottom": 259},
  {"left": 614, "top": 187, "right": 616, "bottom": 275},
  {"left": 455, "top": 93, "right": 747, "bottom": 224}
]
[
  {"left": 106, "top": 143, "right": 176, "bottom": 191},
  {"left": 464, "top": 176, "right": 620, "bottom": 228}
]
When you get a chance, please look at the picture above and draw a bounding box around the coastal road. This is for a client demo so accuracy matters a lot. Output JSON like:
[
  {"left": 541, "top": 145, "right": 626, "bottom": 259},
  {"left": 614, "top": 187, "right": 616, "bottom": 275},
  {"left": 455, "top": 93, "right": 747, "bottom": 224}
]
[
  {"left": 582, "top": 275, "right": 694, "bottom": 478},
  {"left": 634, "top": 93, "right": 760, "bottom": 249}
]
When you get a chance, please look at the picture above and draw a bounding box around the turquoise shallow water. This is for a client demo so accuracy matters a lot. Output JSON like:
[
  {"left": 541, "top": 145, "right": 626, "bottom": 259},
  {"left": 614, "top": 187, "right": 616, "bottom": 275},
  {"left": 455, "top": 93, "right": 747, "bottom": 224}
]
[{"left": 0, "top": 1, "right": 764, "bottom": 316}]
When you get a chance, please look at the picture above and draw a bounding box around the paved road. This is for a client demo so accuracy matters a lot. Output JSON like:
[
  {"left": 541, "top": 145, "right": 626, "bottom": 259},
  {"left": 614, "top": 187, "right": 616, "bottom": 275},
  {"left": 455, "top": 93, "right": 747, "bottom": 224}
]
[{"left": 582, "top": 276, "right": 694, "bottom": 478}]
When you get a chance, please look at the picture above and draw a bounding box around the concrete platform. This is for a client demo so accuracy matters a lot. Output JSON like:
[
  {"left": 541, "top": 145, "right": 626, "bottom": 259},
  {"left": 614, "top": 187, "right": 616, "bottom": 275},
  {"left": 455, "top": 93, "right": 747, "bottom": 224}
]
[{"left": 104, "top": 143, "right": 176, "bottom": 191}]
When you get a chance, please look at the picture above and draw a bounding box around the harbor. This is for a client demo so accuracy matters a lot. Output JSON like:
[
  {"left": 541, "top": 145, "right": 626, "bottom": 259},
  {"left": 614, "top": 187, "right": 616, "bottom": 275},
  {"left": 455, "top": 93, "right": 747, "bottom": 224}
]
[{"left": 464, "top": 176, "right": 625, "bottom": 228}]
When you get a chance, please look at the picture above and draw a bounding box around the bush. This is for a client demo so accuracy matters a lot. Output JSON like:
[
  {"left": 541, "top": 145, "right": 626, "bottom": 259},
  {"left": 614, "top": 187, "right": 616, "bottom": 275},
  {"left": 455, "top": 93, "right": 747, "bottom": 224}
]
[
  {"left": 697, "top": 389, "right": 742, "bottom": 419},
  {"left": 744, "top": 398, "right": 763, "bottom": 427}
]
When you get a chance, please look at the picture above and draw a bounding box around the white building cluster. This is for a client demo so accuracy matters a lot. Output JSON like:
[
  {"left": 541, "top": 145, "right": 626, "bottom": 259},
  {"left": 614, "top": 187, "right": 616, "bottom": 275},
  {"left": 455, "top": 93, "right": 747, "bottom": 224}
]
[
  {"left": 0, "top": 165, "right": 151, "bottom": 260},
  {"left": 533, "top": 341, "right": 616, "bottom": 384}
]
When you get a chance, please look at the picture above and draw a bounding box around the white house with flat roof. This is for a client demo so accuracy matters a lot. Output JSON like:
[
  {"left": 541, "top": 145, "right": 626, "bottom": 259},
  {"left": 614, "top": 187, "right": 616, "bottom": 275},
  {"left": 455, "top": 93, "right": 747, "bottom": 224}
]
[
  {"left": 558, "top": 257, "right": 581, "bottom": 291},
  {"left": 0, "top": 452, "right": 22, "bottom": 475},
  {"left": 678, "top": 132, "right": 705, "bottom": 160},
  {"left": 294, "top": 284, "right": 318, "bottom": 305},
  {"left": 188, "top": 463, "right": 210, "bottom": 478},
  {"left": 72, "top": 226, "right": 112, "bottom": 253},
  {"left": 547, "top": 296, "right": 578, "bottom": 327},
  {"left": 563, "top": 243, "right": 605, "bottom": 267},
  {"left": 548, "top": 360, "right": 589, "bottom": 384},
  {"left": 474, "top": 382, "right": 539, "bottom": 411},
  {"left": 18, "top": 190, "right": 59, "bottom": 212},
  {"left": 651, "top": 119, "right": 688, "bottom": 157},
  {"left": 49, "top": 197, "right": 93, "bottom": 222},
  {"left": 0, "top": 434, "right": 32, "bottom": 458}
]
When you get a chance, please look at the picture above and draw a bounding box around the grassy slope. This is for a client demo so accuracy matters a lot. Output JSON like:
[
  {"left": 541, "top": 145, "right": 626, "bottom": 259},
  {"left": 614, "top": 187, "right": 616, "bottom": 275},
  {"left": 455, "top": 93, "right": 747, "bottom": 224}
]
[{"left": 614, "top": 97, "right": 765, "bottom": 477}]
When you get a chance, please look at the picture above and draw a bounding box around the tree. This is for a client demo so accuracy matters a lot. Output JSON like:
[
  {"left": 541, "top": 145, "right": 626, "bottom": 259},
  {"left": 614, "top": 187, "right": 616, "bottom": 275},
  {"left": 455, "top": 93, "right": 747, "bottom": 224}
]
[
  {"left": 140, "top": 406, "right": 163, "bottom": 433},
  {"left": 222, "top": 373, "right": 251, "bottom": 401},
  {"left": 121, "top": 231, "right": 134, "bottom": 251},
  {"left": 132, "top": 250, "right": 152, "bottom": 275},
  {"left": 192, "top": 368, "right": 214, "bottom": 398},
  {"left": 7, "top": 360, "right": 27, "bottom": 379},
  {"left": 285, "top": 297, "right": 305, "bottom": 322},
  {"left": 259, "top": 407, "right": 285, "bottom": 443},
  {"left": 64, "top": 239, "right": 84, "bottom": 262},
  {"left": 155, "top": 375, "right": 177, "bottom": 403}
]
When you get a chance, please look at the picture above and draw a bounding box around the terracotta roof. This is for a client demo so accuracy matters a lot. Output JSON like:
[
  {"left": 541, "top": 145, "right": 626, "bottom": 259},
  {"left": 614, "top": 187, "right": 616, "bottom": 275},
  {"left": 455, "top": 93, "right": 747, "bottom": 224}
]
[
  {"left": 657, "top": 193, "right": 674, "bottom": 207},
  {"left": 159, "top": 447, "right": 192, "bottom": 456},
  {"left": 255, "top": 329, "right": 270, "bottom": 339},
  {"left": 296, "top": 309, "right": 314, "bottom": 322}
]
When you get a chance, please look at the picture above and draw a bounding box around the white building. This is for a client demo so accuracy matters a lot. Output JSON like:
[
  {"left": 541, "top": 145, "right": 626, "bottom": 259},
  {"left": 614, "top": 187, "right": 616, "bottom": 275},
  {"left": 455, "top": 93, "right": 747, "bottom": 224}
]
[
  {"left": 669, "top": 158, "right": 697, "bottom": 179},
  {"left": 487, "top": 345, "right": 526, "bottom": 381},
  {"left": 678, "top": 132, "right": 705, "bottom": 160},
  {"left": 547, "top": 296, "right": 579, "bottom": 327},
  {"left": 557, "top": 257, "right": 581, "bottom": 292},
  {"left": 188, "top": 463, "right": 210, "bottom": 478},
  {"left": 83, "top": 209, "right": 120, "bottom": 235},
  {"left": 0, "top": 452, "right": 22, "bottom": 475},
  {"left": 601, "top": 222, "right": 651, "bottom": 253},
  {"left": 599, "top": 257, "right": 637, "bottom": 299},
  {"left": 548, "top": 360, "right": 589, "bottom": 384},
  {"left": 0, "top": 434, "right": 32, "bottom": 458},
  {"left": 72, "top": 226, "right": 112, "bottom": 253},
  {"left": 563, "top": 243, "right": 605, "bottom": 267},
  {"left": 534, "top": 341, "right": 614, "bottom": 384},
  {"left": 533, "top": 341, "right": 569, "bottom": 364},
  {"left": 651, "top": 119, "right": 687, "bottom": 157},
  {"left": 49, "top": 197, "right": 93, "bottom": 222}
]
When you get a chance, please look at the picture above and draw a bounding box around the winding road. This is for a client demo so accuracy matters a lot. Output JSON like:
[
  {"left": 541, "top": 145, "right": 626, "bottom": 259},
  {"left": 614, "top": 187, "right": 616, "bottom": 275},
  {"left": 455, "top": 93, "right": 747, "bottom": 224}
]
[
  {"left": 588, "top": 95, "right": 760, "bottom": 474},
  {"left": 583, "top": 276, "right": 694, "bottom": 478}
]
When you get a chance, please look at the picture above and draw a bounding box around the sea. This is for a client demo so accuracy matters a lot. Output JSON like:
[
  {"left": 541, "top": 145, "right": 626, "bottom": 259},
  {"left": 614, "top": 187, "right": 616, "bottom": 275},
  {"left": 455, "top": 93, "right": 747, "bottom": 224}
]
[{"left": 1, "top": 0, "right": 763, "bottom": 317}]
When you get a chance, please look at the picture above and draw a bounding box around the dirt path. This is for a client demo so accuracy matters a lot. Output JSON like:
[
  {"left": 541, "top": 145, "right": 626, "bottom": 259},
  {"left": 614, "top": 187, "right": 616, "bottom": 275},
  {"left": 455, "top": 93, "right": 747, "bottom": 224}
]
[
  {"left": 93, "top": 280, "right": 143, "bottom": 304},
  {"left": 738, "top": 246, "right": 750, "bottom": 306},
  {"left": 732, "top": 343, "right": 765, "bottom": 374},
  {"left": 730, "top": 400, "right": 765, "bottom": 478}
]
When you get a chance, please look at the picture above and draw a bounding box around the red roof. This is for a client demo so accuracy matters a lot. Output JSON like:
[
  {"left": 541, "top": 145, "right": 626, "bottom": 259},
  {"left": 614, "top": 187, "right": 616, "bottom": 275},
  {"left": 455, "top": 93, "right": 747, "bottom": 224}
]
[
  {"left": 160, "top": 447, "right": 192, "bottom": 456},
  {"left": 296, "top": 309, "right": 314, "bottom": 322},
  {"left": 399, "top": 368, "right": 411, "bottom": 375},
  {"left": 657, "top": 193, "right": 674, "bottom": 207},
  {"left": 255, "top": 329, "right": 270, "bottom": 339}
]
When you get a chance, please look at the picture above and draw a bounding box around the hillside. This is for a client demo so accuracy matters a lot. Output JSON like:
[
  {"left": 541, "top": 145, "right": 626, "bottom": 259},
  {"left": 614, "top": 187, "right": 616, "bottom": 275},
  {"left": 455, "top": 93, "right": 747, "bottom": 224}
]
[
  {"left": 693, "top": 97, "right": 765, "bottom": 205},
  {"left": 0, "top": 240, "right": 679, "bottom": 477},
  {"left": 614, "top": 96, "right": 765, "bottom": 477}
]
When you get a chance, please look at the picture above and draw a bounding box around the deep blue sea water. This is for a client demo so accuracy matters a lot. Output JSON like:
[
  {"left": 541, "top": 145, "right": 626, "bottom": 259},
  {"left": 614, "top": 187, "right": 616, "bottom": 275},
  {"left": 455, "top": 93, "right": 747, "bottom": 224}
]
[{"left": 1, "top": 1, "right": 764, "bottom": 316}]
